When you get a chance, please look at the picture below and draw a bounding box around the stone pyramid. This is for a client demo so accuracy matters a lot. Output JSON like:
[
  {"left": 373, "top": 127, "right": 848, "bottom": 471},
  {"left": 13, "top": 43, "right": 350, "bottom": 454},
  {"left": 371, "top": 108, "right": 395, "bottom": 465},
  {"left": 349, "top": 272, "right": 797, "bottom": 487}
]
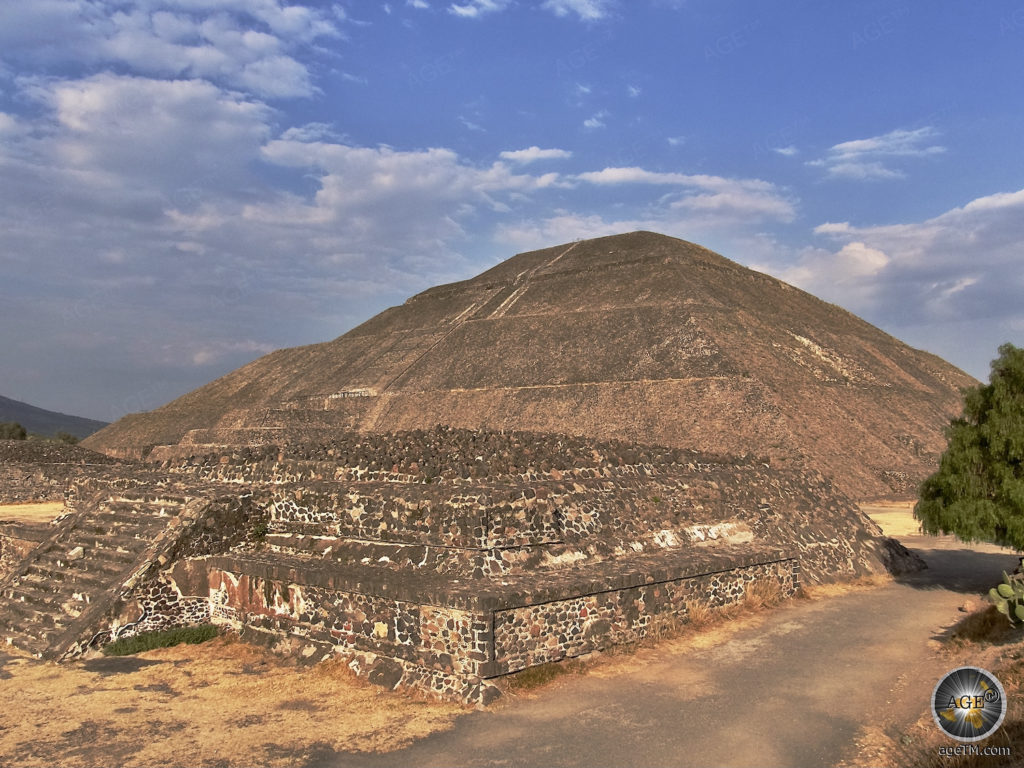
[{"left": 84, "top": 231, "right": 974, "bottom": 500}]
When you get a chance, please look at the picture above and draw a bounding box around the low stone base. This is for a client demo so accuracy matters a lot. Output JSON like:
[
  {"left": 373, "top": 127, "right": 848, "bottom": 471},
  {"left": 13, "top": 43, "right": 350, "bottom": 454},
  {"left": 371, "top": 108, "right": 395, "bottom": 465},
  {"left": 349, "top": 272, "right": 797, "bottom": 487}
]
[{"left": 114, "top": 548, "right": 798, "bottom": 705}]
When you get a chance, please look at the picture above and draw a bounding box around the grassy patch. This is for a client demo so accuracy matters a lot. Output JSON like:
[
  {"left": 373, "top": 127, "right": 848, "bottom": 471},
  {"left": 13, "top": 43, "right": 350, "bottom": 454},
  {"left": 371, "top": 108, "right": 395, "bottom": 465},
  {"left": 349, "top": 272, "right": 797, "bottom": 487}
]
[
  {"left": 102, "top": 624, "right": 219, "bottom": 657},
  {"left": 503, "top": 659, "right": 588, "bottom": 692}
]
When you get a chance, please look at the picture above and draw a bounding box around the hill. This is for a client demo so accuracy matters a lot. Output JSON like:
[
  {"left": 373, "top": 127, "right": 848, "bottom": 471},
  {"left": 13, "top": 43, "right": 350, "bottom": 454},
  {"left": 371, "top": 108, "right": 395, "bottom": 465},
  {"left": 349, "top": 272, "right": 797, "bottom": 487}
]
[
  {"left": 83, "top": 231, "right": 975, "bottom": 500},
  {"left": 0, "top": 395, "right": 108, "bottom": 439}
]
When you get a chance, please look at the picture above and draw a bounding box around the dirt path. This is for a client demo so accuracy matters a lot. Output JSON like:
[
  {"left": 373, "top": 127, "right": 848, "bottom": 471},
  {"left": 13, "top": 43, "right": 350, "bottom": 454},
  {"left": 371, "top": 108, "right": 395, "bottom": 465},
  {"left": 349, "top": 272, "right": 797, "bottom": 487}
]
[{"left": 306, "top": 508, "right": 1020, "bottom": 768}]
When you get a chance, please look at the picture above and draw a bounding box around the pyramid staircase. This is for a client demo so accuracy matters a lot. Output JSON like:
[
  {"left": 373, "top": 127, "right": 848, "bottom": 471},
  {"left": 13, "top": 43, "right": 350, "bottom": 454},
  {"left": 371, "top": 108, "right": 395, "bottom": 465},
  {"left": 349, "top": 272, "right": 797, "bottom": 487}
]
[{"left": 0, "top": 489, "right": 204, "bottom": 660}]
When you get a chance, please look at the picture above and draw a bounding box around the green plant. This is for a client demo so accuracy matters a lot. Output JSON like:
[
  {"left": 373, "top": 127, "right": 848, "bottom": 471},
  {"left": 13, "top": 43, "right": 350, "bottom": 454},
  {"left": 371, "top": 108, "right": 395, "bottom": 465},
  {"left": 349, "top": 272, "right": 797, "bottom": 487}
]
[
  {"left": 102, "top": 624, "right": 219, "bottom": 656},
  {"left": 504, "top": 658, "right": 586, "bottom": 691},
  {"left": 54, "top": 431, "right": 79, "bottom": 445},
  {"left": 0, "top": 422, "right": 27, "bottom": 440},
  {"left": 916, "top": 343, "right": 1024, "bottom": 550},
  {"left": 988, "top": 571, "right": 1024, "bottom": 624},
  {"left": 249, "top": 520, "right": 269, "bottom": 542}
]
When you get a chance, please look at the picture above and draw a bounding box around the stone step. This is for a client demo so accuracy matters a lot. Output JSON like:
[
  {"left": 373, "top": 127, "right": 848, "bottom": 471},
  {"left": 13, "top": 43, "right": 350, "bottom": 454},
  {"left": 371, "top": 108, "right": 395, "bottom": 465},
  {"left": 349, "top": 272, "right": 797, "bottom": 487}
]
[
  {"left": 0, "top": 625, "right": 50, "bottom": 657},
  {"left": 98, "top": 500, "right": 184, "bottom": 518},
  {"left": 76, "top": 511, "right": 171, "bottom": 531},
  {"left": 70, "top": 531, "right": 153, "bottom": 552},
  {"left": 2, "top": 586, "right": 88, "bottom": 616},
  {"left": 21, "top": 564, "right": 117, "bottom": 593},
  {"left": 34, "top": 546, "right": 137, "bottom": 570},
  {"left": 261, "top": 533, "right": 480, "bottom": 574},
  {"left": 5, "top": 577, "right": 93, "bottom": 602},
  {"left": 0, "top": 598, "right": 65, "bottom": 630}
]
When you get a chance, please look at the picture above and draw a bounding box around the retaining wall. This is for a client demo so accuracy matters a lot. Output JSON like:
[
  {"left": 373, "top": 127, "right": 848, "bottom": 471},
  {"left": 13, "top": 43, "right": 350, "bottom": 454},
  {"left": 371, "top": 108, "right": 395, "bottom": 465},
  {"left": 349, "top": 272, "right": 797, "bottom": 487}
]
[{"left": 136, "top": 548, "right": 798, "bottom": 704}]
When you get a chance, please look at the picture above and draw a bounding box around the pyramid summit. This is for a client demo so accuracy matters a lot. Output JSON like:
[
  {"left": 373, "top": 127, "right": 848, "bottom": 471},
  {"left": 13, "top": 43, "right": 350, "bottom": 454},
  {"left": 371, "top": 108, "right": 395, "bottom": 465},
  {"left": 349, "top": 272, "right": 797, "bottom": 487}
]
[{"left": 84, "top": 231, "right": 973, "bottom": 500}]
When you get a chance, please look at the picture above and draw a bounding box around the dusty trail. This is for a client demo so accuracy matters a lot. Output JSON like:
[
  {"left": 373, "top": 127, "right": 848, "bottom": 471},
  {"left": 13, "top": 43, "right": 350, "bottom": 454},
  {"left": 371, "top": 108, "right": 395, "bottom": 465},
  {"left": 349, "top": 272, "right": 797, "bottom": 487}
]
[{"left": 309, "top": 514, "right": 1019, "bottom": 768}]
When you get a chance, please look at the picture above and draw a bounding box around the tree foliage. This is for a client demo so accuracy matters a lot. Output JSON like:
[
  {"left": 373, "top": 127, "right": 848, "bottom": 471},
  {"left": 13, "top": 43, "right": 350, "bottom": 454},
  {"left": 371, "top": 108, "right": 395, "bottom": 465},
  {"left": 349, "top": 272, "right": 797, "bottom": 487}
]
[
  {"left": 0, "top": 422, "right": 27, "bottom": 440},
  {"left": 916, "top": 343, "right": 1024, "bottom": 550}
]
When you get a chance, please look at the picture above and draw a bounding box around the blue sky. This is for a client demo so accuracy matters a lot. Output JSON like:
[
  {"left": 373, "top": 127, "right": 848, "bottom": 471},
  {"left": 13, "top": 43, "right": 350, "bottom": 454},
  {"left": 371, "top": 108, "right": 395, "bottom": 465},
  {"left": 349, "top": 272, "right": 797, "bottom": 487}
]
[{"left": 1, "top": 0, "right": 1022, "bottom": 422}]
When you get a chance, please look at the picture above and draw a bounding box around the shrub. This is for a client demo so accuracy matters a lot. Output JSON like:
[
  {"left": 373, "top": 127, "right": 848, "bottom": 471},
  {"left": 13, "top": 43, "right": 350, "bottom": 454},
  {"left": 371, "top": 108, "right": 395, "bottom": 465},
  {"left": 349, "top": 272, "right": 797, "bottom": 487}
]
[
  {"left": 0, "top": 422, "right": 27, "bottom": 440},
  {"left": 102, "top": 624, "right": 219, "bottom": 656}
]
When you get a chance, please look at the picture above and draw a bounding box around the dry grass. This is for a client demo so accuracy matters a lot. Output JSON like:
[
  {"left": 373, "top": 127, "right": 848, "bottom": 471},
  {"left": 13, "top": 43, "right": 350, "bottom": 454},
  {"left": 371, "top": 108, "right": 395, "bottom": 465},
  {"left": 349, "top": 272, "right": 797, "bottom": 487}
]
[
  {"left": 859, "top": 500, "right": 920, "bottom": 538},
  {"left": 502, "top": 658, "right": 588, "bottom": 692},
  {"left": 0, "top": 636, "right": 465, "bottom": 768},
  {"left": 744, "top": 577, "right": 788, "bottom": 610},
  {"left": 948, "top": 605, "right": 1022, "bottom": 647},
  {"left": 800, "top": 571, "right": 893, "bottom": 600},
  {"left": 841, "top": 652, "right": 1024, "bottom": 768},
  {"left": 0, "top": 502, "right": 64, "bottom": 524}
]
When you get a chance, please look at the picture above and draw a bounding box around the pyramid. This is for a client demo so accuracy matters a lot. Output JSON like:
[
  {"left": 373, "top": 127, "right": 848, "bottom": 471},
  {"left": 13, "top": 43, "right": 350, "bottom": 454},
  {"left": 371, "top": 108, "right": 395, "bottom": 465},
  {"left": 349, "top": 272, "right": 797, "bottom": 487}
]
[{"left": 84, "top": 231, "right": 974, "bottom": 500}]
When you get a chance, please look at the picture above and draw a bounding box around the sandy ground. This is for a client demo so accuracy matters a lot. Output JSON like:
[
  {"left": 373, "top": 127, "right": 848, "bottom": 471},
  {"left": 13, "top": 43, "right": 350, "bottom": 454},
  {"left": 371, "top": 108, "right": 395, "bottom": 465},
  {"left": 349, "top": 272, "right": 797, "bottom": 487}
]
[
  {"left": 0, "top": 638, "right": 465, "bottom": 768},
  {"left": 0, "top": 502, "right": 65, "bottom": 524},
  {"left": 859, "top": 499, "right": 922, "bottom": 537}
]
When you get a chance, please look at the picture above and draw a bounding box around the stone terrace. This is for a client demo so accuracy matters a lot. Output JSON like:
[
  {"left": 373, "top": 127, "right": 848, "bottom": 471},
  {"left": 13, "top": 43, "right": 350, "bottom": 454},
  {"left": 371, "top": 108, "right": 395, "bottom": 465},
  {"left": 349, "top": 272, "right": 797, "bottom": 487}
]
[{"left": 0, "top": 427, "right": 920, "bottom": 704}]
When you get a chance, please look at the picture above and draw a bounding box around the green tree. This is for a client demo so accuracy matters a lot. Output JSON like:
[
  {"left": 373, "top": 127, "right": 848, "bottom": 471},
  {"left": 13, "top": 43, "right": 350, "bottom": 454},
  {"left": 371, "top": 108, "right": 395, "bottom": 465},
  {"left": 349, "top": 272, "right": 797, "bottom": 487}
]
[
  {"left": 0, "top": 422, "right": 27, "bottom": 440},
  {"left": 915, "top": 343, "right": 1024, "bottom": 550}
]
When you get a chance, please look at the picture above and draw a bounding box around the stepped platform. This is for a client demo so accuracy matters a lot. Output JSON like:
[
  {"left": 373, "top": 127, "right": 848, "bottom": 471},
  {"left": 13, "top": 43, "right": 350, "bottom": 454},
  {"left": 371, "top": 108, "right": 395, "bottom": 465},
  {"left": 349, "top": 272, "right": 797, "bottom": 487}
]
[{"left": 0, "top": 427, "right": 921, "bottom": 704}]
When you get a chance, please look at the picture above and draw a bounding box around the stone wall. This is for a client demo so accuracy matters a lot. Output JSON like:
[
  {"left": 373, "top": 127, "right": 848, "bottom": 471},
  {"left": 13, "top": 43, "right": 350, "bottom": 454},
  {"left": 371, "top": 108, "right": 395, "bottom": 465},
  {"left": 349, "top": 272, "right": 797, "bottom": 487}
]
[
  {"left": 0, "top": 440, "right": 125, "bottom": 503},
  {"left": 493, "top": 559, "right": 796, "bottom": 674},
  {"left": 0, "top": 522, "right": 47, "bottom": 581},
  {"left": 148, "top": 549, "right": 797, "bottom": 704}
]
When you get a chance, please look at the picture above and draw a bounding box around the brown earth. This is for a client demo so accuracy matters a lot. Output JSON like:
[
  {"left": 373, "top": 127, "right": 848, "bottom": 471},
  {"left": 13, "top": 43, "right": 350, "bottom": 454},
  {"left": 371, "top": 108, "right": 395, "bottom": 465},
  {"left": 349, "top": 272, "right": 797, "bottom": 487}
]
[
  {"left": 82, "top": 231, "right": 974, "bottom": 500},
  {"left": 0, "top": 638, "right": 464, "bottom": 768},
  {"left": 0, "top": 503, "right": 64, "bottom": 524}
]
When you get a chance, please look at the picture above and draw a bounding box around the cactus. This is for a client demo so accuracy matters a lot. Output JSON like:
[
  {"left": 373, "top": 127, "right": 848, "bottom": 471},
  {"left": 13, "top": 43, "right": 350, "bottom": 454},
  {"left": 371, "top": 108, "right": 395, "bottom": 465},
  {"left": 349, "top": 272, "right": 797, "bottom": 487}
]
[{"left": 988, "top": 571, "right": 1024, "bottom": 625}]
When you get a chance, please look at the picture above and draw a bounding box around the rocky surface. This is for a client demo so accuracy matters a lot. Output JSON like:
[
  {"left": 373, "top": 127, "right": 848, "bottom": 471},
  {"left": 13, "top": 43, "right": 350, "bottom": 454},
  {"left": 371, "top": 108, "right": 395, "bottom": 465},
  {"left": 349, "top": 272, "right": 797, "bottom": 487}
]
[
  {"left": 84, "top": 231, "right": 973, "bottom": 499},
  {"left": 0, "top": 440, "right": 126, "bottom": 503}
]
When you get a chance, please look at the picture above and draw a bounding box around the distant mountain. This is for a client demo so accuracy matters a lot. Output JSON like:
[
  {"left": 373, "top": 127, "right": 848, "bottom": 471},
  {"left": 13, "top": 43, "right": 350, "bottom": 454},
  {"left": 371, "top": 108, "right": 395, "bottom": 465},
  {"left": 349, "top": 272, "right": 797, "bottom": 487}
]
[{"left": 0, "top": 395, "right": 108, "bottom": 439}]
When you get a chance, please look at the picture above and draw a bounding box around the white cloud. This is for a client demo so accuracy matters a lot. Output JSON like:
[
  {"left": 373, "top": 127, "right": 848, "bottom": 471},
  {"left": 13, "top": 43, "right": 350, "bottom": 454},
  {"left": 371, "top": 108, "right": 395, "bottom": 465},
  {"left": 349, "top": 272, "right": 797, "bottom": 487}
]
[
  {"left": 809, "top": 127, "right": 946, "bottom": 181},
  {"left": 499, "top": 146, "right": 572, "bottom": 163},
  {"left": 448, "top": 0, "right": 511, "bottom": 18},
  {"left": 764, "top": 188, "right": 1024, "bottom": 377},
  {"left": 583, "top": 110, "right": 608, "bottom": 129},
  {"left": 0, "top": 1, "right": 339, "bottom": 98},
  {"left": 773, "top": 145, "right": 798, "bottom": 157},
  {"left": 542, "top": 0, "right": 615, "bottom": 21},
  {"left": 0, "top": 111, "right": 23, "bottom": 136},
  {"left": 576, "top": 166, "right": 796, "bottom": 222},
  {"left": 22, "top": 73, "right": 272, "bottom": 189},
  {"left": 627, "top": 84, "right": 641, "bottom": 97},
  {"left": 408, "top": 0, "right": 430, "bottom": 7}
]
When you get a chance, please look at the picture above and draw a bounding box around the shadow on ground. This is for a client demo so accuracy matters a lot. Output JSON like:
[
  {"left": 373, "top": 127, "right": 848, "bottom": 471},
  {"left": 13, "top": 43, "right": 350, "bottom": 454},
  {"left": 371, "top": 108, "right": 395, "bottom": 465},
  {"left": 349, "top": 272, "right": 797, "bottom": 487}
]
[{"left": 896, "top": 535, "right": 1020, "bottom": 595}]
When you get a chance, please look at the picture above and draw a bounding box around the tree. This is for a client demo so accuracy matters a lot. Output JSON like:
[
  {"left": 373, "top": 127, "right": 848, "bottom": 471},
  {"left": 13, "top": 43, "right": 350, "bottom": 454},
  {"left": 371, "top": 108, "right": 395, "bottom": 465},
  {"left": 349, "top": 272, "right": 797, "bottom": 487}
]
[
  {"left": 915, "top": 343, "right": 1024, "bottom": 550},
  {"left": 0, "top": 422, "right": 27, "bottom": 440}
]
